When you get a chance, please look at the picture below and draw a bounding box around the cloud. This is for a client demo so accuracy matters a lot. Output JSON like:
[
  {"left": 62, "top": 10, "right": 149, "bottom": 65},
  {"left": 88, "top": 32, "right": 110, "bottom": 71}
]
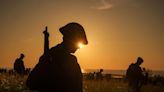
[{"left": 90, "top": 0, "right": 113, "bottom": 10}]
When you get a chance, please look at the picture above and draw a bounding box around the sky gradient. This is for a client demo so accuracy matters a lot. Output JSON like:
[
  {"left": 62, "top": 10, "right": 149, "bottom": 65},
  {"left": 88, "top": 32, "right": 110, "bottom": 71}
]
[{"left": 1, "top": 0, "right": 164, "bottom": 70}]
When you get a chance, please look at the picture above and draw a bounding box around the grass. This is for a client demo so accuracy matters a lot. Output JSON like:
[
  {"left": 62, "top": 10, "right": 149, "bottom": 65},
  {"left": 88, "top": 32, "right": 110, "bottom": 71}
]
[{"left": 0, "top": 73, "right": 164, "bottom": 92}]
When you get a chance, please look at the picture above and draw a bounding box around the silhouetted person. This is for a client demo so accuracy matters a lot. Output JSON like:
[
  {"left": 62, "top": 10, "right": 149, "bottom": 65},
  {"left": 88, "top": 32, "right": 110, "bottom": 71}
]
[
  {"left": 25, "top": 68, "right": 31, "bottom": 75},
  {"left": 0, "top": 68, "right": 7, "bottom": 74},
  {"left": 26, "top": 22, "right": 88, "bottom": 92},
  {"left": 126, "top": 57, "right": 144, "bottom": 92},
  {"left": 86, "top": 72, "right": 95, "bottom": 80},
  {"left": 96, "top": 69, "right": 104, "bottom": 80},
  {"left": 14, "top": 53, "right": 25, "bottom": 74}
]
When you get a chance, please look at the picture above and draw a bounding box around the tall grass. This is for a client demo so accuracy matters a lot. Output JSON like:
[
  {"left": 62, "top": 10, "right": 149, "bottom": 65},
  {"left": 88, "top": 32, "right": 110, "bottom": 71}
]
[
  {"left": 84, "top": 79, "right": 164, "bottom": 92},
  {"left": 0, "top": 73, "right": 164, "bottom": 92}
]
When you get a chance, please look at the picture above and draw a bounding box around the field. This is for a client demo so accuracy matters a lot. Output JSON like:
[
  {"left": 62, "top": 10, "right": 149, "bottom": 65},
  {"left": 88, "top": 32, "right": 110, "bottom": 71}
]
[{"left": 0, "top": 73, "right": 164, "bottom": 92}]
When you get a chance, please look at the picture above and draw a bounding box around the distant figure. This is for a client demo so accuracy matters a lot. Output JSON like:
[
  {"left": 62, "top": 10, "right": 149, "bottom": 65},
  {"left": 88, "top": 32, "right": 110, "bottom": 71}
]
[
  {"left": 126, "top": 57, "right": 144, "bottom": 92},
  {"left": 96, "top": 69, "right": 104, "bottom": 80},
  {"left": 86, "top": 72, "right": 95, "bottom": 80},
  {"left": 14, "top": 53, "right": 25, "bottom": 74},
  {"left": 142, "top": 68, "right": 149, "bottom": 85},
  {"left": 0, "top": 68, "right": 7, "bottom": 74},
  {"left": 25, "top": 68, "right": 31, "bottom": 75},
  {"left": 26, "top": 22, "right": 88, "bottom": 92}
]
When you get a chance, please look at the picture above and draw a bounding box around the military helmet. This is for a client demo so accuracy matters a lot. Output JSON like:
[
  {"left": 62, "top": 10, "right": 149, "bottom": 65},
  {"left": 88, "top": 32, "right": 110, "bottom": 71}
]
[
  {"left": 59, "top": 22, "right": 88, "bottom": 45},
  {"left": 137, "top": 57, "right": 143, "bottom": 64},
  {"left": 20, "top": 53, "right": 24, "bottom": 58}
]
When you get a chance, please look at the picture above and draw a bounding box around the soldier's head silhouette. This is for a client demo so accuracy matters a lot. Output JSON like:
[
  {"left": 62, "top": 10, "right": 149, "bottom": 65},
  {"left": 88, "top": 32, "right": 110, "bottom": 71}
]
[
  {"left": 100, "top": 69, "right": 103, "bottom": 72},
  {"left": 20, "top": 53, "right": 25, "bottom": 59},
  {"left": 136, "top": 57, "right": 143, "bottom": 65},
  {"left": 59, "top": 22, "right": 88, "bottom": 53}
]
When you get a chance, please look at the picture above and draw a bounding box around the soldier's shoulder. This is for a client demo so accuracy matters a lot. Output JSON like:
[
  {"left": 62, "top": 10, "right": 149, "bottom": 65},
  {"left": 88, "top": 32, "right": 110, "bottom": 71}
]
[
  {"left": 129, "top": 63, "right": 134, "bottom": 67},
  {"left": 70, "top": 54, "right": 77, "bottom": 61},
  {"left": 15, "top": 58, "right": 21, "bottom": 62},
  {"left": 15, "top": 58, "right": 19, "bottom": 61}
]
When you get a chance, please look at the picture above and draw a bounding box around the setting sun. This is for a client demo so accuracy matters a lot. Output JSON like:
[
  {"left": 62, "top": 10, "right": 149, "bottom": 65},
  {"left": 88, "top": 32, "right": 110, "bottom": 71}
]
[{"left": 78, "top": 43, "right": 84, "bottom": 49}]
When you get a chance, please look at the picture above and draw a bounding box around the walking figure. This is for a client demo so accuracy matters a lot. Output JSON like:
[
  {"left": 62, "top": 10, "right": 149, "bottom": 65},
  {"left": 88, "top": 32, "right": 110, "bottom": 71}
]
[
  {"left": 26, "top": 22, "right": 88, "bottom": 92},
  {"left": 14, "top": 53, "right": 25, "bottom": 74},
  {"left": 126, "top": 57, "right": 145, "bottom": 92}
]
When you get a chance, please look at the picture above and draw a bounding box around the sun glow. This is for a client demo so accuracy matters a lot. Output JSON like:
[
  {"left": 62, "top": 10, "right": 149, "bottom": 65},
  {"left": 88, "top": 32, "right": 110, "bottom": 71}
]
[{"left": 78, "top": 43, "right": 84, "bottom": 49}]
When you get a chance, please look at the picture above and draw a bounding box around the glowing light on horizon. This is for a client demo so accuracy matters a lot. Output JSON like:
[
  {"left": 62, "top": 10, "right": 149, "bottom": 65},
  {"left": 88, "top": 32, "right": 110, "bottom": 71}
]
[{"left": 78, "top": 43, "right": 84, "bottom": 49}]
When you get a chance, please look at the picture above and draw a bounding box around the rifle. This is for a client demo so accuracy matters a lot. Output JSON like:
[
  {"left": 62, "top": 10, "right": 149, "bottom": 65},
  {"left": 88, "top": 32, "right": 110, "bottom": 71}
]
[
  {"left": 43, "top": 26, "right": 49, "bottom": 54},
  {"left": 26, "top": 26, "right": 50, "bottom": 89}
]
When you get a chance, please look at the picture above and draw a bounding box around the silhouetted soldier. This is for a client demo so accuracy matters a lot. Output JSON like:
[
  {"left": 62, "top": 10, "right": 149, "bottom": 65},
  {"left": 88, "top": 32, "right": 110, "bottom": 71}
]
[
  {"left": 96, "top": 69, "right": 104, "bottom": 80},
  {"left": 86, "top": 72, "right": 95, "bottom": 80},
  {"left": 14, "top": 53, "right": 25, "bottom": 74},
  {"left": 0, "top": 68, "right": 7, "bottom": 74},
  {"left": 126, "top": 57, "right": 144, "bottom": 92},
  {"left": 26, "top": 22, "right": 88, "bottom": 92}
]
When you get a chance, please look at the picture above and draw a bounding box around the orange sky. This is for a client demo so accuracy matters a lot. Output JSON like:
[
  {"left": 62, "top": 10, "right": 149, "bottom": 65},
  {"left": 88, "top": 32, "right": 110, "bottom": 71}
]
[{"left": 1, "top": 0, "right": 164, "bottom": 70}]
